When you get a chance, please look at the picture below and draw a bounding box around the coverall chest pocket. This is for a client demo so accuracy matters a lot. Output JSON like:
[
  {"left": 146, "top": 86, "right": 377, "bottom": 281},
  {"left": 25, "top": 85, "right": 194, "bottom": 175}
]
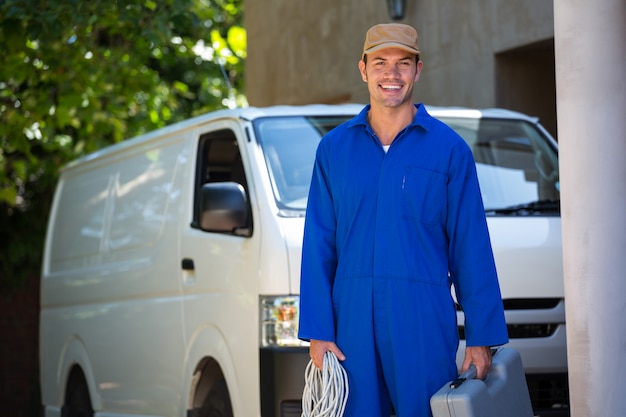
[{"left": 401, "top": 166, "right": 446, "bottom": 225}]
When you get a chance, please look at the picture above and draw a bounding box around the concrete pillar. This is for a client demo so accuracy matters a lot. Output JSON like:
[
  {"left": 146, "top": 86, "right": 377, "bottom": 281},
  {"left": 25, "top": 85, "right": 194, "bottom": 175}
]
[{"left": 553, "top": 1, "right": 626, "bottom": 416}]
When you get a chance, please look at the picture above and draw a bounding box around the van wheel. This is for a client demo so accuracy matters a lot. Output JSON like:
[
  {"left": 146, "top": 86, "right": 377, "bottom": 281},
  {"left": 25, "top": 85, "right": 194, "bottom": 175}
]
[
  {"left": 200, "top": 378, "right": 233, "bottom": 417},
  {"left": 62, "top": 369, "right": 94, "bottom": 417}
]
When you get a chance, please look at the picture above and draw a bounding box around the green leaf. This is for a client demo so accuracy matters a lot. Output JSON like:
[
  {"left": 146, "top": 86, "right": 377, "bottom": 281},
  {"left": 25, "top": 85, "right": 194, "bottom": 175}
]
[
  {"left": 0, "top": 186, "right": 17, "bottom": 205},
  {"left": 227, "top": 25, "right": 246, "bottom": 58}
]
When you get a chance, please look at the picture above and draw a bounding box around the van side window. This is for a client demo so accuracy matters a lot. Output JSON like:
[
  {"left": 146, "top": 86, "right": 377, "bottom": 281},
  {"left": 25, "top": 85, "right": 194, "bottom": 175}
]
[{"left": 192, "top": 130, "right": 252, "bottom": 233}]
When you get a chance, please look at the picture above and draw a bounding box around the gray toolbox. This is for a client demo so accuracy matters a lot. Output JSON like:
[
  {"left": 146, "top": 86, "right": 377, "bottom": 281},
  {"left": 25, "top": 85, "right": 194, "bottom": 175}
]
[{"left": 430, "top": 347, "right": 534, "bottom": 417}]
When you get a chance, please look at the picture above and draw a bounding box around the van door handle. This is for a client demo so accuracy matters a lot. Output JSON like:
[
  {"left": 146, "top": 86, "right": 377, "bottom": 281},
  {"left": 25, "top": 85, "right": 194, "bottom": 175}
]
[{"left": 181, "top": 258, "right": 195, "bottom": 271}]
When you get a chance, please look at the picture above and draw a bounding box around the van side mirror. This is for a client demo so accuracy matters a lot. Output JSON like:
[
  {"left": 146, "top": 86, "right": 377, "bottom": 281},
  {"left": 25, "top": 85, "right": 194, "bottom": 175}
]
[{"left": 198, "top": 182, "right": 250, "bottom": 236}]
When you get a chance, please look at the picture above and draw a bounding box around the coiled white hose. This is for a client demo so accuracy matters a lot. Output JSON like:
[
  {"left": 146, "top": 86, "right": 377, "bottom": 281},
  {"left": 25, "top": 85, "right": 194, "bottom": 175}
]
[{"left": 301, "top": 351, "right": 349, "bottom": 417}]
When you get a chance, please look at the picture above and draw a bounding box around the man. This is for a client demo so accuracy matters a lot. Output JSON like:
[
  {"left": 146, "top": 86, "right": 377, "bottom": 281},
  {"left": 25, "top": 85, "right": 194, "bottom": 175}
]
[{"left": 298, "top": 23, "right": 508, "bottom": 417}]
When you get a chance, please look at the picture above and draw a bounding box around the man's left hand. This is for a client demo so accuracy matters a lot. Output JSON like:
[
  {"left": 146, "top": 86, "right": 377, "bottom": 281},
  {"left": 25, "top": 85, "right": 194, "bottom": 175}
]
[{"left": 461, "top": 346, "right": 492, "bottom": 380}]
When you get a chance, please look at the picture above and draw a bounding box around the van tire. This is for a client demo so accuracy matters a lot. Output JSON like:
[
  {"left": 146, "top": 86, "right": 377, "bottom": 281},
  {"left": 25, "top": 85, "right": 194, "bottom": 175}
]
[
  {"left": 62, "top": 369, "right": 93, "bottom": 417},
  {"left": 200, "top": 378, "right": 233, "bottom": 417}
]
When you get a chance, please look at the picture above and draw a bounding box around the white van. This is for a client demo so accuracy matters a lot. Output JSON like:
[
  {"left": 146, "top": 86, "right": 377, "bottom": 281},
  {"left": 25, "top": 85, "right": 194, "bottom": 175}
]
[{"left": 40, "top": 104, "right": 567, "bottom": 417}]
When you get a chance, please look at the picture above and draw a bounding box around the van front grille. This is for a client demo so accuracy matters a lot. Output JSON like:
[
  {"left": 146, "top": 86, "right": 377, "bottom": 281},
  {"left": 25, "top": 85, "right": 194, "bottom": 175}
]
[
  {"left": 458, "top": 323, "right": 559, "bottom": 340},
  {"left": 503, "top": 298, "right": 561, "bottom": 310},
  {"left": 507, "top": 323, "right": 558, "bottom": 338},
  {"left": 456, "top": 297, "right": 563, "bottom": 339},
  {"left": 456, "top": 298, "right": 562, "bottom": 311}
]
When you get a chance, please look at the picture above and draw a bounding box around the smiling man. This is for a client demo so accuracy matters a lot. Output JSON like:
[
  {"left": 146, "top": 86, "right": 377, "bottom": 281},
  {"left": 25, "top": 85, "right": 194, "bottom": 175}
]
[{"left": 298, "top": 23, "right": 509, "bottom": 417}]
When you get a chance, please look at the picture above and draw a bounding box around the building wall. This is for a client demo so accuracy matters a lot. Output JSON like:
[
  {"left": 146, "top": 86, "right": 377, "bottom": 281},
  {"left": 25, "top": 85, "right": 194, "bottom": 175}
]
[
  {"left": 245, "top": 0, "right": 557, "bottom": 137},
  {"left": 245, "top": 0, "right": 387, "bottom": 106}
]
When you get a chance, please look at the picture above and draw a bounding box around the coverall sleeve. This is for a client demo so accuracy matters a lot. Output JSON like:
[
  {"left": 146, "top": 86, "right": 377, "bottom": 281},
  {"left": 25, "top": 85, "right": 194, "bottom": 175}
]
[
  {"left": 446, "top": 142, "right": 509, "bottom": 348},
  {"left": 298, "top": 141, "right": 338, "bottom": 342}
]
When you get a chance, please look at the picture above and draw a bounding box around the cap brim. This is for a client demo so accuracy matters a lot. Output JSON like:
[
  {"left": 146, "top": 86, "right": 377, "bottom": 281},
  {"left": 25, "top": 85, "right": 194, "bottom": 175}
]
[{"left": 362, "top": 42, "right": 420, "bottom": 60}]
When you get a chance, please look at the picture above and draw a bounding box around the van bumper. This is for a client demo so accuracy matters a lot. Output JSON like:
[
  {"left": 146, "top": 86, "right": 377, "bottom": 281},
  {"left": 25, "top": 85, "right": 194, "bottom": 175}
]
[
  {"left": 457, "top": 298, "right": 569, "bottom": 415},
  {"left": 456, "top": 324, "right": 568, "bottom": 374},
  {"left": 261, "top": 301, "right": 569, "bottom": 417},
  {"left": 260, "top": 347, "right": 309, "bottom": 417}
]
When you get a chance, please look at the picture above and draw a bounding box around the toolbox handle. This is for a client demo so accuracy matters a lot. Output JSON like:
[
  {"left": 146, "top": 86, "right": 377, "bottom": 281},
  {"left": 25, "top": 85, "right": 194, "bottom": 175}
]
[
  {"left": 450, "top": 365, "right": 477, "bottom": 388},
  {"left": 450, "top": 347, "right": 498, "bottom": 388}
]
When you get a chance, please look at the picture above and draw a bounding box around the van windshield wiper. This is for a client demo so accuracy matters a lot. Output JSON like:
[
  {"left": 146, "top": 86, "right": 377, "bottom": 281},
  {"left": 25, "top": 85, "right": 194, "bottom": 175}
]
[{"left": 486, "top": 199, "right": 560, "bottom": 215}]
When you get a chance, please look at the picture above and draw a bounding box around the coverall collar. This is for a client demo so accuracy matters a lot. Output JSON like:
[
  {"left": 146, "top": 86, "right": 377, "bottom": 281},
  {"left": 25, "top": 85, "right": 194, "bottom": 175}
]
[{"left": 347, "top": 103, "right": 433, "bottom": 134}]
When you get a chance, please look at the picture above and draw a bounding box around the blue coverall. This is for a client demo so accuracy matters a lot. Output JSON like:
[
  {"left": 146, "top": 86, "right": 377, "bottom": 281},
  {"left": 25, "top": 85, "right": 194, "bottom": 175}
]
[{"left": 298, "top": 104, "right": 509, "bottom": 417}]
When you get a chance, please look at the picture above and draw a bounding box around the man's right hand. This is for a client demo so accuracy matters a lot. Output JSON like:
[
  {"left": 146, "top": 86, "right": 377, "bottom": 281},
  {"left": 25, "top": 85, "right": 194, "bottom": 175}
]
[{"left": 310, "top": 339, "right": 346, "bottom": 369}]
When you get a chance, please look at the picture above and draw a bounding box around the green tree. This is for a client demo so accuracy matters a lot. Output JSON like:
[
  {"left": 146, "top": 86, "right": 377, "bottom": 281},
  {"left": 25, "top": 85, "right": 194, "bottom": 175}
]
[{"left": 0, "top": 0, "right": 246, "bottom": 291}]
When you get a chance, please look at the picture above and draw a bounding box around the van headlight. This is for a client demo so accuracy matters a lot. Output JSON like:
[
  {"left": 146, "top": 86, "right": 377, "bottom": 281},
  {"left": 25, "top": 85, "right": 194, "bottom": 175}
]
[{"left": 260, "top": 296, "right": 308, "bottom": 347}]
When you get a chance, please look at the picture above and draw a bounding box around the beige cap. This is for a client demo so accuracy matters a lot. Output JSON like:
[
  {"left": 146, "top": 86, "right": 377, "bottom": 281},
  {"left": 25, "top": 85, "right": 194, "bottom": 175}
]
[{"left": 362, "top": 23, "right": 420, "bottom": 60}]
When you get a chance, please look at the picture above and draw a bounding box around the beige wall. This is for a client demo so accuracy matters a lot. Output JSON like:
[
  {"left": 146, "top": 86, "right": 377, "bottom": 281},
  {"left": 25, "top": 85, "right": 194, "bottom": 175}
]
[
  {"left": 245, "top": 0, "right": 387, "bottom": 106},
  {"left": 244, "top": 0, "right": 556, "bottom": 136}
]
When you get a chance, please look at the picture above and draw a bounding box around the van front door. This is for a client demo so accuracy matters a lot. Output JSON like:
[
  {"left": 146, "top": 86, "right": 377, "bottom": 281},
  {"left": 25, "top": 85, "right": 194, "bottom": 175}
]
[{"left": 180, "top": 122, "right": 261, "bottom": 416}]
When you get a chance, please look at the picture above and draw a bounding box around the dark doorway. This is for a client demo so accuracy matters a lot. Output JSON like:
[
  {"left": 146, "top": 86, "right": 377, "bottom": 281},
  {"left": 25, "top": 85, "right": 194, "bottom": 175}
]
[{"left": 495, "top": 39, "right": 557, "bottom": 140}]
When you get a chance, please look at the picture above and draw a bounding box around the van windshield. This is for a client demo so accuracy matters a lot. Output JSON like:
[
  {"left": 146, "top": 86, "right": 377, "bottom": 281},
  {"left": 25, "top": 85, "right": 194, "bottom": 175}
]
[
  {"left": 254, "top": 115, "right": 559, "bottom": 216},
  {"left": 254, "top": 116, "right": 352, "bottom": 215},
  {"left": 439, "top": 117, "right": 560, "bottom": 214}
]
